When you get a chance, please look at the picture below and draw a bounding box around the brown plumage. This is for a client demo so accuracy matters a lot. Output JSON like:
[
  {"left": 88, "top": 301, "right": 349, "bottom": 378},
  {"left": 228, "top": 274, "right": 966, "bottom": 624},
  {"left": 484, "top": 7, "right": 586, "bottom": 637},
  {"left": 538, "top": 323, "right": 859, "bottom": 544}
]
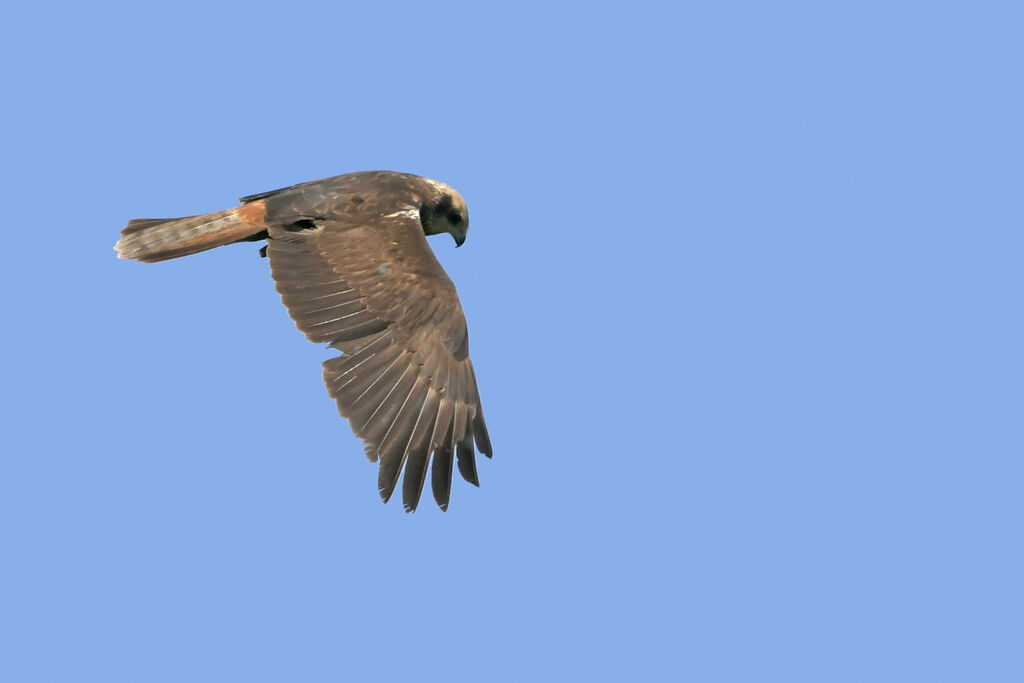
[{"left": 115, "top": 171, "right": 492, "bottom": 511}]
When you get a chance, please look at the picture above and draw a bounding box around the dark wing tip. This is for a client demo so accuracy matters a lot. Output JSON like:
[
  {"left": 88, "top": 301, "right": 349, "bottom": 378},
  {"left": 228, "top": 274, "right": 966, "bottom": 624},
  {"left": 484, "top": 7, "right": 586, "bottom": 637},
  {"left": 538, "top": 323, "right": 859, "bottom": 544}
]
[
  {"left": 401, "top": 448, "right": 432, "bottom": 513},
  {"left": 456, "top": 441, "right": 479, "bottom": 487},
  {"left": 431, "top": 446, "right": 454, "bottom": 510},
  {"left": 472, "top": 409, "right": 492, "bottom": 458},
  {"left": 377, "top": 455, "right": 400, "bottom": 504}
]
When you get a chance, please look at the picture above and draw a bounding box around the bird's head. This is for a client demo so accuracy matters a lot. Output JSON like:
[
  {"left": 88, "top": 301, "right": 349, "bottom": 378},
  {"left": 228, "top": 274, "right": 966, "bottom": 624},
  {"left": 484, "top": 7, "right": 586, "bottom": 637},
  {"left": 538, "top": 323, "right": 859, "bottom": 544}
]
[{"left": 420, "top": 184, "right": 469, "bottom": 247}]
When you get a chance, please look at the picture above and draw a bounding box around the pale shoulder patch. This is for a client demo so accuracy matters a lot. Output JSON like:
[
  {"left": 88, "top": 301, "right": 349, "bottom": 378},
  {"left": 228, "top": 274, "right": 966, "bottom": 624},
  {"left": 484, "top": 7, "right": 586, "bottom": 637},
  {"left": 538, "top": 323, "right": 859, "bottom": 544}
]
[{"left": 382, "top": 207, "right": 419, "bottom": 221}]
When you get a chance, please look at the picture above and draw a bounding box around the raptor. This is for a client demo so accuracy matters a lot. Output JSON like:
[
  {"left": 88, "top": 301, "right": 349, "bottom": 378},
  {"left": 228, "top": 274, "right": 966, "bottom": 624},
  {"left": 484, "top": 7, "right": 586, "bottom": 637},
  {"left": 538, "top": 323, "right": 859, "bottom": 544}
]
[{"left": 116, "top": 171, "right": 492, "bottom": 512}]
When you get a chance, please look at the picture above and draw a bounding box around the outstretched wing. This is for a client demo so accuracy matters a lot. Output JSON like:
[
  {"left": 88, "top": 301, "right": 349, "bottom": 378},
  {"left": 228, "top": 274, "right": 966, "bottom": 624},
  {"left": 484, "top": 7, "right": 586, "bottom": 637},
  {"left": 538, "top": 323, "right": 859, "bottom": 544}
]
[{"left": 266, "top": 209, "right": 491, "bottom": 512}]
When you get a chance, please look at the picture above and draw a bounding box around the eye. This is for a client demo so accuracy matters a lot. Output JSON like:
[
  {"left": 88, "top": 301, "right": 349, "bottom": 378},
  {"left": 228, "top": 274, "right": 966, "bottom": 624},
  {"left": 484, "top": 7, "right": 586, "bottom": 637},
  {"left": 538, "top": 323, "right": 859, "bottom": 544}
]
[{"left": 447, "top": 209, "right": 462, "bottom": 225}]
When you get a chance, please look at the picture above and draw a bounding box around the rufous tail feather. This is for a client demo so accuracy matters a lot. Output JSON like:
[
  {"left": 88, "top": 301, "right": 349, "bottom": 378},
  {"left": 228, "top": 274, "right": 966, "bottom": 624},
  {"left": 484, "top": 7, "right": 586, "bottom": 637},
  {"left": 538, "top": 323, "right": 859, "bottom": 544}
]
[{"left": 115, "top": 201, "right": 266, "bottom": 263}]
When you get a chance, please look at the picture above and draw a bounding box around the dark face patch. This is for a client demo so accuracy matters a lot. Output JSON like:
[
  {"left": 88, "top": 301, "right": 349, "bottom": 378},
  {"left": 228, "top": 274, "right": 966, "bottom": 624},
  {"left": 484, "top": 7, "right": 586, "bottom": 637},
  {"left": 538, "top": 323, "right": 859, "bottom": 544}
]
[
  {"left": 435, "top": 194, "right": 453, "bottom": 215},
  {"left": 421, "top": 194, "right": 454, "bottom": 234},
  {"left": 447, "top": 209, "right": 462, "bottom": 225}
]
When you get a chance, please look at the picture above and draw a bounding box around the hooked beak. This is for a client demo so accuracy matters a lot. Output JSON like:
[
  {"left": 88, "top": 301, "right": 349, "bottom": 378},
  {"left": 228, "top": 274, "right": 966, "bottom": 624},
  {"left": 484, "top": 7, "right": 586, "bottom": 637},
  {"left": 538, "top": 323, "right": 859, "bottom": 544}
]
[{"left": 453, "top": 232, "right": 466, "bottom": 247}]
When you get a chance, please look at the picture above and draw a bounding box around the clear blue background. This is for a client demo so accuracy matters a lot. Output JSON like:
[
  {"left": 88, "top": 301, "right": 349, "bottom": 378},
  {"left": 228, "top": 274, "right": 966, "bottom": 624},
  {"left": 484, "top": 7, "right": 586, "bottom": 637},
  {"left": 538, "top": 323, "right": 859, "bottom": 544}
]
[{"left": 2, "top": 2, "right": 1021, "bottom": 681}]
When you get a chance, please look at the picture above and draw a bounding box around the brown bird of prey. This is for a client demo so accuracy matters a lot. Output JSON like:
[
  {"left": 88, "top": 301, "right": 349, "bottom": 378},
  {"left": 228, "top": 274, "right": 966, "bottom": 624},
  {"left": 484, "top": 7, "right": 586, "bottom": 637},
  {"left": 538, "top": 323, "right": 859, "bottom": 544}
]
[{"left": 116, "top": 171, "right": 492, "bottom": 512}]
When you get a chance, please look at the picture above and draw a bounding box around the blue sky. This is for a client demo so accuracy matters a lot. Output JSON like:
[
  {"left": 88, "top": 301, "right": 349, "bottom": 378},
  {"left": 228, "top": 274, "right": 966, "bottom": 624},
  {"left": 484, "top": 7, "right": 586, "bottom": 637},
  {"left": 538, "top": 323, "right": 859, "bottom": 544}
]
[{"left": 2, "top": 2, "right": 1022, "bottom": 681}]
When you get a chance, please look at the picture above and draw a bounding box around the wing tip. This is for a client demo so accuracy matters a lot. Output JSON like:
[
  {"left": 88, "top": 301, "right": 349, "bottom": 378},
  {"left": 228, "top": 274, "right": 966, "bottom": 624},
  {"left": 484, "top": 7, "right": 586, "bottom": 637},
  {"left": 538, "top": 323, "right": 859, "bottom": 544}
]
[
  {"left": 456, "top": 441, "right": 480, "bottom": 487},
  {"left": 472, "top": 410, "right": 492, "bottom": 459}
]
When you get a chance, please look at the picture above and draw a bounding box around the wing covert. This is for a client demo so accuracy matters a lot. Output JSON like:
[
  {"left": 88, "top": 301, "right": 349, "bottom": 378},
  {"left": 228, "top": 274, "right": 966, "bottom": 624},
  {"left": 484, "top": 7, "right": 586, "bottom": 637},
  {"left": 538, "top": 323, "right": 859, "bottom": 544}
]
[{"left": 266, "top": 210, "right": 490, "bottom": 511}]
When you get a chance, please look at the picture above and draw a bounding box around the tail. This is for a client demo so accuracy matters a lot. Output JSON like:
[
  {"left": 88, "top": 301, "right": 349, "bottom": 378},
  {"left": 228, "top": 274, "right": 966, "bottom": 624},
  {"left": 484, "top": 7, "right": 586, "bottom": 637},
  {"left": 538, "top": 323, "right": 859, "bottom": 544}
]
[{"left": 115, "top": 200, "right": 267, "bottom": 263}]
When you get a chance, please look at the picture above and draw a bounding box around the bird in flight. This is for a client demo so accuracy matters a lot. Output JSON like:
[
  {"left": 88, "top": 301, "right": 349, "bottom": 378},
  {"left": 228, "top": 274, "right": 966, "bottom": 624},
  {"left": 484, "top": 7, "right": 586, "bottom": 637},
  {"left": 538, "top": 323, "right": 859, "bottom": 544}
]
[{"left": 116, "top": 171, "right": 492, "bottom": 512}]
